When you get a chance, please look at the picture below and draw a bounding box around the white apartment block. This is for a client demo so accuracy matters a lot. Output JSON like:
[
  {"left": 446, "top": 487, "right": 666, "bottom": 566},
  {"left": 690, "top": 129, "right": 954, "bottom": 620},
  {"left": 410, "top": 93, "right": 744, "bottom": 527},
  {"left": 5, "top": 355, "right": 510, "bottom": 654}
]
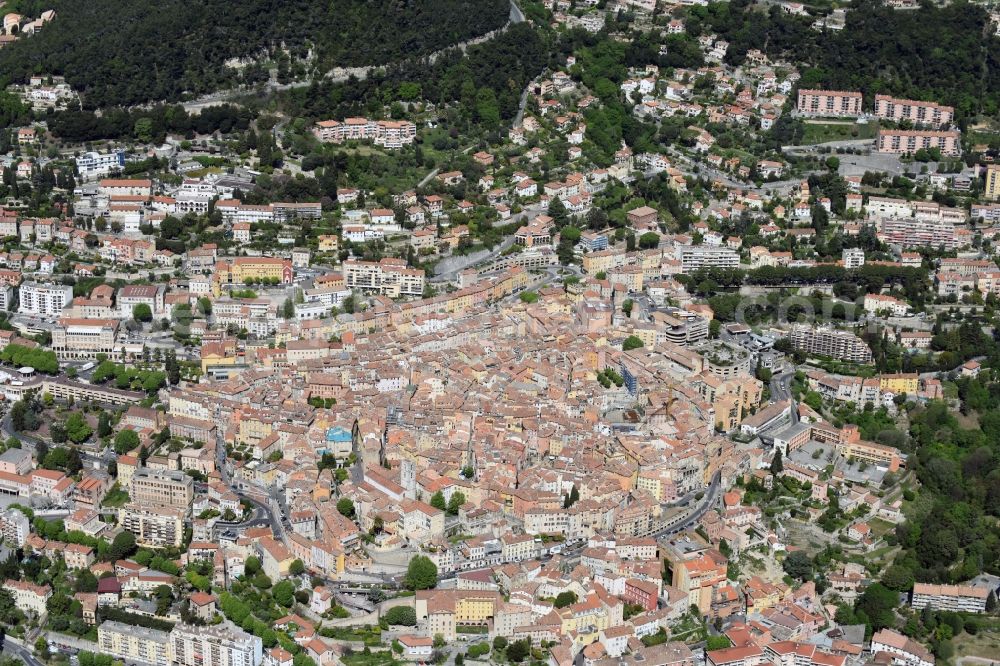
[
  {"left": 343, "top": 258, "right": 425, "bottom": 297},
  {"left": 19, "top": 281, "right": 73, "bottom": 316},
  {"left": 842, "top": 248, "right": 865, "bottom": 269},
  {"left": 99, "top": 621, "right": 171, "bottom": 666},
  {"left": 0, "top": 508, "right": 30, "bottom": 547},
  {"left": 879, "top": 217, "right": 955, "bottom": 249},
  {"left": 171, "top": 624, "right": 263, "bottom": 666},
  {"left": 870, "top": 629, "right": 934, "bottom": 666},
  {"left": 789, "top": 326, "right": 873, "bottom": 363},
  {"left": 677, "top": 245, "right": 740, "bottom": 273},
  {"left": 910, "top": 583, "right": 989, "bottom": 613},
  {"left": 119, "top": 503, "right": 185, "bottom": 548},
  {"left": 75, "top": 150, "right": 126, "bottom": 180}
]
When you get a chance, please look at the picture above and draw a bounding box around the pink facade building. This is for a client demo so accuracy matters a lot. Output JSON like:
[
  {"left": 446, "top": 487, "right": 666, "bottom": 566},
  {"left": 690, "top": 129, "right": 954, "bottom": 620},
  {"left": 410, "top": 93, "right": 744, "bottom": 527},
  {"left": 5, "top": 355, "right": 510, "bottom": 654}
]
[
  {"left": 796, "top": 89, "right": 863, "bottom": 117},
  {"left": 876, "top": 129, "right": 960, "bottom": 155},
  {"left": 874, "top": 95, "right": 953, "bottom": 126}
]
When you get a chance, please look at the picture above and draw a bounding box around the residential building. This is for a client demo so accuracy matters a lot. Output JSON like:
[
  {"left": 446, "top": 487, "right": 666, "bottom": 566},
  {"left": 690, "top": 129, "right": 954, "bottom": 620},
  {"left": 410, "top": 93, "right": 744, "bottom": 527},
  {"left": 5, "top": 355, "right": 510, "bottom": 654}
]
[
  {"left": 119, "top": 503, "right": 185, "bottom": 548},
  {"left": 910, "top": 583, "right": 989, "bottom": 613},
  {"left": 788, "top": 326, "right": 873, "bottom": 363},
  {"left": 874, "top": 95, "right": 953, "bottom": 126},
  {"left": 3, "top": 579, "right": 51, "bottom": 616},
  {"left": 796, "top": 89, "right": 863, "bottom": 117},
  {"left": 870, "top": 629, "right": 934, "bottom": 666},
  {"left": 876, "top": 130, "right": 960, "bottom": 156},
  {"left": 51, "top": 319, "right": 121, "bottom": 361},
  {"left": 19, "top": 282, "right": 73, "bottom": 316},
  {"left": 171, "top": 623, "right": 263, "bottom": 666},
  {"left": 98, "top": 620, "right": 171, "bottom": 666},
  {"left": 984, "top": 164, "right": 1000, "bottom": 201},
  {"left": 312, "top": 118, "right": 417, "bottom": 148},
  {"left": 76, "top": 150, "right": 126, "bottom": 179},
  {"left": 130, "top": 467, "right": 194, "bottom": 508},
  {"left": 343, "top": 258, "right": 425, "bottom": 297},
  {"left": 677, "top": 245, "right": 739, "bottom": 273}
]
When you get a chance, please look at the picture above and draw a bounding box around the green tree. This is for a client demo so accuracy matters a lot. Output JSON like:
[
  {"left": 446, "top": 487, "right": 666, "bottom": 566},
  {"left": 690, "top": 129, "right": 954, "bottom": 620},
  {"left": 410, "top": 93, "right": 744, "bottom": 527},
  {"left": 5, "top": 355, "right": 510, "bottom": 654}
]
[
  {"left": 447, "top": 491, "right": 466, "bottom": 516},
  {"left": 782, "top": 551, "right": 813, "bottom": 581},
  {"left": 65, "top": 412, "right": 93, "bottom": 444},
  {"left": 273, "top": 580, "right": 295, "bottom": 607},
  {"left": 97, "top": 411, "right": 113, "bottom": 438},
  {"left": 108, "top": 531, "right": 137, "bottom": 561},
  {"left": 429, "top": 490, "right": 446, "bottom": 512},
  {"left": 639, "top": 232, "right": 660, "bottom": 249},
  {"left": 132, "top": 303, "right": 153, "bottom": 322},
  {"left": 336, "top": 498, "right": 355, "bottom": 519},
  {"left": 403, "top": 555, "right": 438, "bottom": 591},
  {"left": 134, "top": 117, "right": 154, "bottom": 143},
  {"left": 506, "top": 638, "right": 530, "bottom": 662},
  {"left": 383, "top": 605, "right": 417, "bottom": 626},
  {"left": 289, "top": 559, "right": 305, "bottom": 576},
  {"left": 554, "top": 591, "right": 577, "bottom": 608},
  {"left": 770, "top": 449, "right": 784, "bottom": 475},
  {"left": 114, "top": 429, "right": 140, "bottom": 454},
  {"left": 623, "top": 335, "right": 644, "bottom": 351}
]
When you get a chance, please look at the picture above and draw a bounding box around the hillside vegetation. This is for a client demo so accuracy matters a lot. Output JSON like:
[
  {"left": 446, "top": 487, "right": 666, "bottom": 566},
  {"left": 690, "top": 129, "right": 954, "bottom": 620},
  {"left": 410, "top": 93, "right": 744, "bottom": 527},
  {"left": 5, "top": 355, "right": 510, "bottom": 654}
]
[
  {"left": 698, "top": 0, "right": 1000, "bottom": 120},
  {"left": 0, "top": 0, "right": 510, "bottom": 107}
]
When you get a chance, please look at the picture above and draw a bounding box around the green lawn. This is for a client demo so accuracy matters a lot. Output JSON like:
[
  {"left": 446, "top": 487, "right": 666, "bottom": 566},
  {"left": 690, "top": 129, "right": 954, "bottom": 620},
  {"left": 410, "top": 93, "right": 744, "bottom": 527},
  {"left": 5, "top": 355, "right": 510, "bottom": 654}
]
[
  {"left": 101, "top": 483, "right": 130, "bottom": 508},
  {"left": 342, "top": 652, "right": 402, "bottom": 666},
  {"left": 801, "top": 121, "right": 877, "bottom": 145}
]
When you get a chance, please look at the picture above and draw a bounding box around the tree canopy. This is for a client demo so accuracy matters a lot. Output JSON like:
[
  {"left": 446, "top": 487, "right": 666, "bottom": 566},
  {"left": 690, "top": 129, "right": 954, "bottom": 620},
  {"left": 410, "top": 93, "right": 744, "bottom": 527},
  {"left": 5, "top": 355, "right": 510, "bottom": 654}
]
[{"left": 0, "top": 0, "right": 510, "bottom": 108}]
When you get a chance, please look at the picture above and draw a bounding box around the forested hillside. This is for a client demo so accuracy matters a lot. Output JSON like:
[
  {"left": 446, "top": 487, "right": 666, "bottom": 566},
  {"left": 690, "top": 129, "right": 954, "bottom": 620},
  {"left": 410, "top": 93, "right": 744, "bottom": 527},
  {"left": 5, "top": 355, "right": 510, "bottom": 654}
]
[
  {"left": 0, "top": 0, "right": 510, "bottom": 108},
  {"left": 696, "top": 0, "right": 1000, "bottom": 120}
]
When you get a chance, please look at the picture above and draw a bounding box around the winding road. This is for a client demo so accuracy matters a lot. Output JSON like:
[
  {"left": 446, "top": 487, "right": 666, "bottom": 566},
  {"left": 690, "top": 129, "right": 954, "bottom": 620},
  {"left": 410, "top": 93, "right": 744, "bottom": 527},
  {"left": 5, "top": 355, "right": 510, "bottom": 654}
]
[{"left": 183, "top": 1, "right": 526, "bottom": 113}]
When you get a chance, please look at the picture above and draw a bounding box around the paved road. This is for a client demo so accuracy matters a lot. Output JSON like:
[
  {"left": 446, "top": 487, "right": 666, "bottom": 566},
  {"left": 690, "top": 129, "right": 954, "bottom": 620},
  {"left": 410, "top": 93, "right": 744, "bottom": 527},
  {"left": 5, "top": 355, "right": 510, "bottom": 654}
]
[
  {"left": 655, "top": 471, "right": 722, "bottom": 537},
  {"left": 182, "top": 0, "right": 525, "bottom": 112},
  {"left": 3, "top": 638, "right": 44, "bottom": 666}
]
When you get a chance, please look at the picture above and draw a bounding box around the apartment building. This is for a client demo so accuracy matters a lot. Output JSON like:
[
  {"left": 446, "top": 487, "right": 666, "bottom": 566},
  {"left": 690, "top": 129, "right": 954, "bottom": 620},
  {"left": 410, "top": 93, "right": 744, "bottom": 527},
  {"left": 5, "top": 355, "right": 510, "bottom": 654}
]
[
  {"left": 130, "top": 467, "right": 194, "bottom": 508},
  {"left": 984, "top": 164, "right": 1000, "bottom": 201},
  {"left": 3, "top": 579, "right": 52, "bottom": 616},
  {"left": 834, "top": 425, "right": 903, "bottom": 471},
  {"left": 910, "top": 583, "right": 989, "bottom": 613},
  {"left": 214, "top": 200, "right": 321, "bottom": 225},
  {"left": 171, "top": 623, "right": 263, "bottom": 666},
  {"left": 677, "top": 245, "right": 739, "bottom": 273},
  {"left": 343, "top": 258, "right": 425, "bottom": 297},
  {"left": 119, "top": 503, "right": 185, "bottom": 547},
  {"left": 19, "top": 281, "right": 73, "bottom": 316},
  {"left": 98, "top": 621, "right": 171, "bottom": 666},
  {"left": 874, "top": 95, "right": 954, "bottom": 126},
  {"left": 312, "top": 118, "right": 417, "bottom": 149},
  {"left": 796, "top": 89, "right": 863, "bottom": 117},
  {"left": 0, "top": 508, "right": 29, "bottom": 547},
  {"left": 415, "top": 589, "right": 502, "bottom": 642},
  {"left": 876, "top": 129, "right": 960, "bottom": 156},
  {"left": 215, "top": 257, "right": 293, "bottom": 286},
  {"left": 879, "top": 217, "right": 955, "bottom": 249},
  {"left": 863, "top": 293, "right": 908, "bottom": 316},
  {"left": 75, "top": 150, "right": 126, "bottom": 179},
  {"left": 842, "top": 248, "right": 865, "bottom": 269},
  {"left": 98, "top": 178, "right": 153, "bottom": 197},
  {"left": 870, "top": 629, "right": 934, "bottom": 666},
  {"left": 51, "top": 318, "right": 121, "bottom": 361},
  {"left": 789, "top": 326, "right": 873, "bottom": 363},
  {"left": 118, "top": 284, "right": 165, "bottom": 317}
]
